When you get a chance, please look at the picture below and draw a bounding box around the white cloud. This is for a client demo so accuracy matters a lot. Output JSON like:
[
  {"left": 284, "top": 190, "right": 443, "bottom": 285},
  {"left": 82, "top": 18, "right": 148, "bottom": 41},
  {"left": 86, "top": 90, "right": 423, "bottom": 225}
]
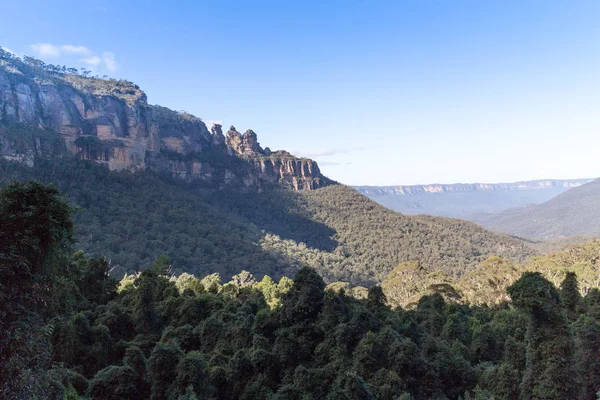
[
  {"left": 290, "top": 148, "right": 349, "bottom": 158},
  {"left": 30, "top": 43, "right": 60, "bottom": 57},
  {"left": 289, "top": 145, "right": 382, "bottom": 161},
  {"left": 102, "top": 52, "right": 117, "bottom": 71},
  {"left": 31, "top": 43, "right": 92, "bottom": 57},
  {"left": 291, "top": 145, "right": 384, "bottom": 159},
  {"left": 318, "top": 161, "right": 342, "bottom": 166},
  {"left": 81, "top": 56, "right": 102, "bottom": 66},
  {"left": 27, "top": 42, "right": 119, "bottom": 73},
  {"left": 319, "top": 161, "right": 354, "bottom": 166},
  {"left": 61, "top": 45, "right": 91, "bottom": 55}
]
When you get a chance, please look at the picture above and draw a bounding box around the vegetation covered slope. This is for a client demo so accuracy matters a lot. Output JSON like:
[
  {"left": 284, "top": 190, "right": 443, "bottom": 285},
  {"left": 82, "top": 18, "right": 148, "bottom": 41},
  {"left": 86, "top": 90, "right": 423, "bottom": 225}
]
[
  {"left": 2, "top": 182, "right": 599, "bottom": 400},
  {"left": 475, "top": 178, "right": 600, "bottom": 239},
  {"left": 378, "top": 239, "right": 600, "bottom": 308},
  {"left": 298, "top": 185, "right": 534, "bottom": 282},
  {"left": 0, "top": 158, "right": 534, "bottom": 286},
  {"left": 0, "top": 158, "right": 296, "bottom": 281}
]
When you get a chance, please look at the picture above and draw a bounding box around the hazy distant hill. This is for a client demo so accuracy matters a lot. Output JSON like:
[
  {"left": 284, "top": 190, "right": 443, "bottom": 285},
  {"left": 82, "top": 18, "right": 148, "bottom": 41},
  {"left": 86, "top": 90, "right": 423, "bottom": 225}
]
[
  {"left": 355, "top": 179, "right": 592, "bottom": 219},
  {"left": 475, "top": 178, "right": 600, "bottom": 240}
]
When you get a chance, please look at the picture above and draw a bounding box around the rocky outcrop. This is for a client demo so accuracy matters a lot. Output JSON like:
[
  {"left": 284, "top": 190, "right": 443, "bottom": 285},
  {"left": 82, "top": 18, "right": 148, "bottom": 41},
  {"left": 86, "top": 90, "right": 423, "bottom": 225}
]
[
  {"left": 251, "top": 154, "right": 326, "bottom": 190},
  {"left": 0, "top": 53, "right": 329, "bottom": 191},
  {"left": 224, "top": 126, "right": 269, "bottom": 156},
  {"left": 241, "top": 129, "right": 263, "bottom": 155},
  {"left": 225, "top": 126, "right": 243, "bottom": 155},
  {"left": 211, "top": 124, "right": 226, "bottom": 150}
]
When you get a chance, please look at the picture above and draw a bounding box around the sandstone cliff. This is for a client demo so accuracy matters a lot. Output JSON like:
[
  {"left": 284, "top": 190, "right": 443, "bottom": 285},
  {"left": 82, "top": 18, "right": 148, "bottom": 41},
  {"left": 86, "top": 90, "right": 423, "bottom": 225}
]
[{"left": 0, "top": 50, "right": 329, "bottom": 191}]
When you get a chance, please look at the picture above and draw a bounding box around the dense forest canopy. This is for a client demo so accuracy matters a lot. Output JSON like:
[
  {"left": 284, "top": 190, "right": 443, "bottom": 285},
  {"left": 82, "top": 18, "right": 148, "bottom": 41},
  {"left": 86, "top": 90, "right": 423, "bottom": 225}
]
[{"left": 3, "top": 182, "right": 600, "bottom": 399}]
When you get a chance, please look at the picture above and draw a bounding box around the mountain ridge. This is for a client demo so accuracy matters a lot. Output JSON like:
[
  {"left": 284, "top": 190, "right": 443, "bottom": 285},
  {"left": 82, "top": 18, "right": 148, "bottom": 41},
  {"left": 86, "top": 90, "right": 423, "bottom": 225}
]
[{"left": 355, "top": 178, "right": 592, "bottom": 196}]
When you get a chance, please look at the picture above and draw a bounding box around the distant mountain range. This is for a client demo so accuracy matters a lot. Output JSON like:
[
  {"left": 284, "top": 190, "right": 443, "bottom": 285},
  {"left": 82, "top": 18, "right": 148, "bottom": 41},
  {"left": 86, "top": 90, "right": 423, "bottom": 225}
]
[
  {"left": 474, "top": 178, "right": 600, "bottom": 240},
  {"left": 354, "top": 179, "right": 593, "bottom": 219}
]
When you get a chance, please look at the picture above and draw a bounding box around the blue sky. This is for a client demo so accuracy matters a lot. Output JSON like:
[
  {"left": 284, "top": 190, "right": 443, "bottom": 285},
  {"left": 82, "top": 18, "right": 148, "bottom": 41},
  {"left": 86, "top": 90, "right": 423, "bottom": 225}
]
[{"left": 1, "top": 0, "right": 599, "bottom": 185}]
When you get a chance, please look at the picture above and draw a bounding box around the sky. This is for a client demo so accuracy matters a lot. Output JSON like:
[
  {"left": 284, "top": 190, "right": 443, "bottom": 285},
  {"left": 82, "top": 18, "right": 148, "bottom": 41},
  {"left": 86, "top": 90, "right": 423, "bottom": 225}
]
[{"left": 1, "top": 0, "right": 599, "bottom": 186}]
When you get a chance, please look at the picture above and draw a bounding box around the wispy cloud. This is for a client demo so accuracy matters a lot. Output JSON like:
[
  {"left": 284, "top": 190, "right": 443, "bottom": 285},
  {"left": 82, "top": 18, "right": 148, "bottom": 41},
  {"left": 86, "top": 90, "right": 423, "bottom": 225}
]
[
  {"left": 102, "top": 52, "right": 118, "bottom": 71},
  {"left": 30, "top": 43, "right": 61, "bottom": 57},
  {"left": 287, "top": 145, "right": 384, "bottom": 167},
  {"left": 290, "top": 145, "right": 381, "bottom": 159},
  {"left": 62, "top": 45, "right": 91, "bottom": 55},
  {"left": 290, "top": 148, "right": 349, "bottom": 158},
  {"left": 82, "top": 56, "right": 102, "bottom": 66},
  {"left": 319, "top": 161, "right": 353, "bottom": 166},
  {"left": 28, "top": 42, "right": 119, "bottom": 72}
]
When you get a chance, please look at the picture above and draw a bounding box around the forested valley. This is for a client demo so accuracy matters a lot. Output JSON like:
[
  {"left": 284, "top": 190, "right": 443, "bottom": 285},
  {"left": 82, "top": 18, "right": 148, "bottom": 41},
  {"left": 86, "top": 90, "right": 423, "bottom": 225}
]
[
  {"left": 3, "top": 181, "right": 600, "bottom": 400},
  {"left": 0, "top": 158, "right": 533, "bottom": 286}
]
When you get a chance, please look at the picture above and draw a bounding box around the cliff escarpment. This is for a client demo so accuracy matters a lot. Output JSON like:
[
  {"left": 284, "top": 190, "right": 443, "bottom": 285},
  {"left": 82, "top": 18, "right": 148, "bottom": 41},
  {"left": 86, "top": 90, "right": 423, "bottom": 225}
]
[
  {"left": 355, "top": 179, "right": 592, "bottom": 196},
  {"left": 0, "top": 50, "right": 329, "bottom": 190}
]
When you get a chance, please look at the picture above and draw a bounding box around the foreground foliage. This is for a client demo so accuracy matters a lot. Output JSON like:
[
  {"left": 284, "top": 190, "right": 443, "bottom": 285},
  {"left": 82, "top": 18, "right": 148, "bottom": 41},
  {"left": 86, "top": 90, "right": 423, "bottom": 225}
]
[{"left": 2, "top": 182, "right": 600, "bottom": 399}]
